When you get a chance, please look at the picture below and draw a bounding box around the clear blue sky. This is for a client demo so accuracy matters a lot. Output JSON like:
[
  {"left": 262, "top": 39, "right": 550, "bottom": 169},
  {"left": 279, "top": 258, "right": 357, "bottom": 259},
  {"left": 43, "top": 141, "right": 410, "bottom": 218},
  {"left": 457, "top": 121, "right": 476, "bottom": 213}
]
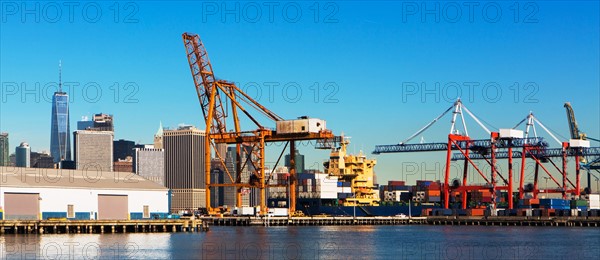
[{"left": 1, "top": 1, "right": 599, "bottom": 186}]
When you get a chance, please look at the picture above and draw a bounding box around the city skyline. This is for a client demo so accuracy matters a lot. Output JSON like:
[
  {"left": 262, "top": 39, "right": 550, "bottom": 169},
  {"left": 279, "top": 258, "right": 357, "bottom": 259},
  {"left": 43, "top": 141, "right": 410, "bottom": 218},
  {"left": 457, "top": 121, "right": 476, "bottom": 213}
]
[{"left": 1, "top": 2, "right": 598, "bottom": 184}]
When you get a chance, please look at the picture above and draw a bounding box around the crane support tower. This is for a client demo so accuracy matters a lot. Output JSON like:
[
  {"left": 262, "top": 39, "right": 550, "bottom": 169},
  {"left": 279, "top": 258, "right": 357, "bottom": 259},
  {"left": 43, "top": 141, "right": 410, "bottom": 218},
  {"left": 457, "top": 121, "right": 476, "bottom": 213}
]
[{"left": 564, "top": 102, "right": 600, "bottom": 192}]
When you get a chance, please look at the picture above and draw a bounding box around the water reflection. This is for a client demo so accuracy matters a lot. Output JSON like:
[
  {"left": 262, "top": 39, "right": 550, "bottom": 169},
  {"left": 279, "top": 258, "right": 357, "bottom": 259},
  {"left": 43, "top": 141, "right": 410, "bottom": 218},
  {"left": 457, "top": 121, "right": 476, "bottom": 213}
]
[{"left": 1, "top": 226, "right": 598, "bottom": 259}]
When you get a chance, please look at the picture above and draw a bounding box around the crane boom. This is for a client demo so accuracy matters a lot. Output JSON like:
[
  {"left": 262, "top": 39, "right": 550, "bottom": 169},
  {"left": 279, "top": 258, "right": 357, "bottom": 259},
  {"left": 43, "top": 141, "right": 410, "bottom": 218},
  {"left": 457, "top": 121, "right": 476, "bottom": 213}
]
[
  {"left": 564, "top": 102, "right": 583, "bottom": 140},
  {"left": 183, "top": 32, "right": 227, "bottom": 134}
]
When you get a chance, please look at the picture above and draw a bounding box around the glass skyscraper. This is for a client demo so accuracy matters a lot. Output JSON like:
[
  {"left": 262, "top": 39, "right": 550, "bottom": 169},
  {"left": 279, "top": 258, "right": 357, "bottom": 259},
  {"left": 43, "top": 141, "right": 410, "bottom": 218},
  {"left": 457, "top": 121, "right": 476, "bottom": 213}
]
[
  {"left": 0, "top": 132, "right": 9, "bottom": 166},
  {"left": 50, "top": 62, "right": 71, "bottom": 163}
]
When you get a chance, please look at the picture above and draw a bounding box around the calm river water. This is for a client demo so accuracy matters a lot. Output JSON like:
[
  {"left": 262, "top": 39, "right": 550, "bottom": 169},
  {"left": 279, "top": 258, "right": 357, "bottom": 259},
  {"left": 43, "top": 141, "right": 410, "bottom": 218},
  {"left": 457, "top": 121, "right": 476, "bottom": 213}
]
[{"left": 1, "top": 225, "right": 599, "bottom": 259}]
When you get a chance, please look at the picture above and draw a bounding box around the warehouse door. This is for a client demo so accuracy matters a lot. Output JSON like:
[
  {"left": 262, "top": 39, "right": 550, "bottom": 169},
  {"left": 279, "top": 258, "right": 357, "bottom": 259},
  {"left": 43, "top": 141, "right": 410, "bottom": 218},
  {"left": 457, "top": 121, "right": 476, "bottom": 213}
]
[
  {"left": 98, "top": 195, "right": 128, "bottom": 220},
  {"left": 4, "top": 193, "right": 40, "bottom": 220}
]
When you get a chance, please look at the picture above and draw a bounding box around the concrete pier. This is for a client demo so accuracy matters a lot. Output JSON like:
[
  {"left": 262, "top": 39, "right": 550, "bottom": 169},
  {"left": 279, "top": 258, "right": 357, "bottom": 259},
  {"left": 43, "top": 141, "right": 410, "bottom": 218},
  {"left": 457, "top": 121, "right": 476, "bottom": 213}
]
[
  {"left": 427, "top": 216, "right": 600, "bottom": 227},
  {"left": 0, "top": 219, "right": 209, "bottom": 234},
  {"left": 205, "top": 216, "right": 428, "bottom": 226},
  {"left": 203, "top": 216, "right": 600, "bottom": 227}
]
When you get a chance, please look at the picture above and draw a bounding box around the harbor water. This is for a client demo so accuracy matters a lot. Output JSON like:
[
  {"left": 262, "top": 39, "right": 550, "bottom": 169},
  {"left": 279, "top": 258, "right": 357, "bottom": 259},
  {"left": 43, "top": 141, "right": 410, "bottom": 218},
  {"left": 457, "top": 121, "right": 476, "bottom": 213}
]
[{"left": 1, "top": 225, "right": 598, "bottom": 259}]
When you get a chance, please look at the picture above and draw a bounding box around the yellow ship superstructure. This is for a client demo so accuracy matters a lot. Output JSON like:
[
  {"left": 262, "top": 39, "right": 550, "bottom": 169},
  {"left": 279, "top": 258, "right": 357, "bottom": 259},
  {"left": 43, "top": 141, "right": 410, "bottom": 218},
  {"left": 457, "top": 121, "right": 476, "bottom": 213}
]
[{"left": 324, "top": 136, "right": 380, "bottom": 206}]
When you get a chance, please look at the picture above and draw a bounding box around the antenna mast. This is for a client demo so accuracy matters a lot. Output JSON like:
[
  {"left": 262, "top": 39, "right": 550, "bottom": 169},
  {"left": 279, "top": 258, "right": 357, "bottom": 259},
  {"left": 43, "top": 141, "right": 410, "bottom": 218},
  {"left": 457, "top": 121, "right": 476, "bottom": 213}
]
[{"left": 58, "top": 60, "right": 62, "bottom": 92}]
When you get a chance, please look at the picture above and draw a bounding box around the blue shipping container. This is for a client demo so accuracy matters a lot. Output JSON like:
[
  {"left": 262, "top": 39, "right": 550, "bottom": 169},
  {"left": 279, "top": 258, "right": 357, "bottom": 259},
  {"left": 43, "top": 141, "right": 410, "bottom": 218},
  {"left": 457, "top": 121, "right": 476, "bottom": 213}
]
[{"left": 540, "top": 199, "right": 569, "bottom": 206}]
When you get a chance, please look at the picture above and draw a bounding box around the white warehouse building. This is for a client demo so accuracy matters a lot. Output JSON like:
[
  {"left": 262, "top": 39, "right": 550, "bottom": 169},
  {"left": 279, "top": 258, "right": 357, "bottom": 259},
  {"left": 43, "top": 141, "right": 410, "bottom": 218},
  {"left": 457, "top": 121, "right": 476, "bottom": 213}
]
[{"left": 0, "top": 167, "right": 169, "bottom": 220}]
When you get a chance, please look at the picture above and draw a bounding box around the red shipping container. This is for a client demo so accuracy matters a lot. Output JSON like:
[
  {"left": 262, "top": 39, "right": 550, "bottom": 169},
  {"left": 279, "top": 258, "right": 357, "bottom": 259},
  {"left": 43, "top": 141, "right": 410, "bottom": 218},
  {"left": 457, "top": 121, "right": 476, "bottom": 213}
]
[
  {"left": 429, "top": 183, "right": 441, "bottom": 189},
  {"left": 388, "top": 181, "right": 405, "bottom": 186},
  {"left": 468, "top": 209, "right": 485, "bottom": 216},
  {"left": 427, "top": 190, "right": 441, "bottom": 196}
]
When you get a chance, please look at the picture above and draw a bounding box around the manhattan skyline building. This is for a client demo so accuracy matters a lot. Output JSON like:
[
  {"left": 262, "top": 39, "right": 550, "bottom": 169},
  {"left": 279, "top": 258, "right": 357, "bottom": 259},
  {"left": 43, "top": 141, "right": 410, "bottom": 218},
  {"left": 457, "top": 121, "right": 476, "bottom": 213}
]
[
  {"left": 77, "top": 114, "right": 114, "bottom": 131},
  {"left": 153, "top": 122, "right": 164, "bottom": 149},
  {"left": 92, "top": 113, "right": 114, "bottom": 131},
  {"left": 15, "top": 142, "right": 31, "bottom": 167},
  {"left": 73, "top": 130, "right": 114, "bottom": 171},
  {"left": 0, "top": 133, "right": 9, "bottom": 166},
  {"left": 50, "top": 61, "right": 71, "bottom": 164},
  {"left": 219, "top": 145, "right": 259, "bottom": 207},
  {"left": 77, "top": 116, "right": 94, "bottom": 130},
  {"left": 285, "top": 149, "right": 305, "bottom": 175},
  {"left": 114, "top": 139, "right": 135, "bottom": 161},
  {"left": 133, "top": 147, "right": 165, "bottom": 186},
  {"left": 164, "top": 125, "right": 206, "bottom": 212}
]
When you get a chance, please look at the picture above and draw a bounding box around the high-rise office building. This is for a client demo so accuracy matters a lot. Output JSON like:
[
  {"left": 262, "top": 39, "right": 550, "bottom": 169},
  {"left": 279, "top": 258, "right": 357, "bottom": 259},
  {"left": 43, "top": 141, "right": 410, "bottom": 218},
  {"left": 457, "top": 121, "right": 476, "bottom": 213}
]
[
  {"left": 77, "top": 114, "right": 114, "bottom": 131},
  {"left": 114, "top": 139, "right": 135, "bottom": 161},
  {"left": 15, "top": 142, "right": 31, "bottom": 167},
  {"left": 92, "top": 113, "right": 114, "bottom": 131},
  {"left": 50, "top": 61, "right": 71, "bottom": 164},
  {"left": 154, "top": 122, "right": 164, "bottom": 149},
  {"left": 210, "top": 160, "right": 226, "bottom": 208},
  {"left": 217, "top": 145, "right": 259, "bottom": 207},
  {"left": 164, "top": 125, "right": 206, "bottom": 212},
  {"left": 0, "top": 133, "right": 9, "bottom": 166},
  {"left": 31, "top": 151, "right": 54, "bottom": 168},
  {"left": 114, "top": 157, "right": 133, "bottom": 172},
  {"left": 285, "top": 149, "right": 305, "bottom": 174},
  {"left": 74, "top": 130, "right": 114, "bottom": 171},
  {"left": 9, "top": 154, "right": 16, "bottom": 166},
  {"left": 77, "top": 113, "right": 115, "bottom": 132},
  {"left": 133, "top": 148, "right": 165, "bottom": 186},
  {"left": 77, "top": 116, "right": 94, "bottom": 130}
]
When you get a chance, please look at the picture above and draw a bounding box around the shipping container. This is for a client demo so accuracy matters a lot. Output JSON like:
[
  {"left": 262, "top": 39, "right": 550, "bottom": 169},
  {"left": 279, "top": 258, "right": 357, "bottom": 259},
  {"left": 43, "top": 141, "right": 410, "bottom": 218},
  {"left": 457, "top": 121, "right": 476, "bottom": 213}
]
[
  {"left": 500, "top": 128, "right": 524, "bottom": 138},
  {"left": 388, "top": 181, "right": 405, "bottom": 186},
  {"left": 427, "top": 190, "right": 441, "bottom": 196},
  {"left": 428, "top": 196, "right": 441, "bottom": 202},
  {"left": 467, "top": 208, "right": 485, "bottom": 216},
  {"left": 268, "top": 208, "right": 289, "bottom": 217},
  {"left": 416, "top": 180, "right": 432, "bottom": 186},
  {"left": 239, "top": 207, "right": 255, "bottom": 216}
]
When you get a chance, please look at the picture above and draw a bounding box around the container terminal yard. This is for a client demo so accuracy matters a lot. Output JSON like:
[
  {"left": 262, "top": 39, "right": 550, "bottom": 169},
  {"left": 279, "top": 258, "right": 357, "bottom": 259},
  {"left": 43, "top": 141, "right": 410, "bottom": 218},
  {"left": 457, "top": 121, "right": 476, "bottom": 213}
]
[
  {"left": 177, "top": 32, "right": 600, "bottom": 225},
  {"left": 1, "top": 32, "right": 599, "bottom": 233}
]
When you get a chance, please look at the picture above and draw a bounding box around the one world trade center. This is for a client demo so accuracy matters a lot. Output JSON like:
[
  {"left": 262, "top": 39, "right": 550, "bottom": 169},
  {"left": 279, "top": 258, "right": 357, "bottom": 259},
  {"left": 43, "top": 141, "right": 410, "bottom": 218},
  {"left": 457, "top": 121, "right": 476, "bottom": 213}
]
[{"left": 50, "top": 61, "right": 71, "bottom": 164}]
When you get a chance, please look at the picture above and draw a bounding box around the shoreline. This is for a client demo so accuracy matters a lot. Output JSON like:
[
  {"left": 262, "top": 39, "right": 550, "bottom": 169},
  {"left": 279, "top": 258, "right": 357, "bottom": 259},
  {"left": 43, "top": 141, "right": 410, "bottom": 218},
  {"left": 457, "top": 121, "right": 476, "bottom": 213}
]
[{"left": 202, "top": 215, "right": 600, "bottom": 227}]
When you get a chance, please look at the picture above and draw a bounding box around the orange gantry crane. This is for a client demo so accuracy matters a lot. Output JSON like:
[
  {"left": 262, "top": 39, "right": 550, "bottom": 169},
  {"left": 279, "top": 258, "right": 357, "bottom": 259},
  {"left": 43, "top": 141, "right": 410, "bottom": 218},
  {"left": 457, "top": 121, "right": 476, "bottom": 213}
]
[{"left": 182, "top": 32, "right": 337, "bottom": 215}]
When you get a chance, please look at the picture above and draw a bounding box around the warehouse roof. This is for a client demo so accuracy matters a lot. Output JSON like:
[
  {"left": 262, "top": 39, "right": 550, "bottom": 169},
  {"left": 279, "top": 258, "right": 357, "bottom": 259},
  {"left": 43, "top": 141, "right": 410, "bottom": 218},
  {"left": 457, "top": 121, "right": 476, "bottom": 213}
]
[{"left": 0, "top": 167, "right": 167, "bottom": 191}]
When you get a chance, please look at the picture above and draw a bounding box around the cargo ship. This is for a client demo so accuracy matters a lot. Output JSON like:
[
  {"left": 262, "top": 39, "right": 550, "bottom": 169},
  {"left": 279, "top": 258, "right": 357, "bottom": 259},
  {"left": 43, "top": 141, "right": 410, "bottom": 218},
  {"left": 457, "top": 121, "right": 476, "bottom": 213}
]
[
  {"left": 294, "top": 136, "right": 436, "bottom": 216},
  {"left": 296, "top": 199, "right": 433, "bottom": 217}
]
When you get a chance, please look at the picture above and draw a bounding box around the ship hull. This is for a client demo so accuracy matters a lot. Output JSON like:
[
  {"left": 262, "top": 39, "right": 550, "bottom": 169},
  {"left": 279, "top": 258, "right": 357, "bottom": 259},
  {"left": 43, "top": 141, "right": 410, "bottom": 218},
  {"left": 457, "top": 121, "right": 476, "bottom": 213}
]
[{"left": 296, "top": 199, "right": 436, "bottom": 217}]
